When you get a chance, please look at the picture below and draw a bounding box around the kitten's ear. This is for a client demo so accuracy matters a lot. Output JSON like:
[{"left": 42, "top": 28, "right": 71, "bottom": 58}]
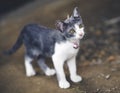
[
  {"left": 55, "top": 20, "right": 65, "bottom": 32},
  {"left": 70, "top": 7, "right": 83, "bottom": 24},
  {"left": 72, "top": 7, "right": 80, "bottom": 17}
]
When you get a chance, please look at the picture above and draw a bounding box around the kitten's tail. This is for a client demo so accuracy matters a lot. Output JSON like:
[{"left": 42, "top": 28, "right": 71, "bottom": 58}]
[{"left": 3, "top": 31, "right": 23, "bottom": 55}]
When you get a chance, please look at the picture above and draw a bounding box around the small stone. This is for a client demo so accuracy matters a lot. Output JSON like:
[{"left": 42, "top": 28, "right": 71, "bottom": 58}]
[
  {"left": 105, "top": 75, "right": 111, "bottom": 79},
  {"left": 111, "top": 68, "right": 117, "bottom": 72},
  {"left": 111, "top": 87, "right": 116, "bottom": 90},
  {"left": 96, "top": 88, "right": 100, "bottom": 92},
  {"left": 107, "top": 56, "right": 116, "bottom": 62},
  {"left": 106, "top": 89, "right": 111, "bottom": 92}
]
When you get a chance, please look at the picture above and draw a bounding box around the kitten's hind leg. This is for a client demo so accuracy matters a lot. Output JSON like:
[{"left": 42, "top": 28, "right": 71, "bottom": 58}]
[
  {"left": 37, "top": 58, "right": 55, "bottom": 76},
  {"left": 24, "top": 55, "right": 36, "bottom": 77}
]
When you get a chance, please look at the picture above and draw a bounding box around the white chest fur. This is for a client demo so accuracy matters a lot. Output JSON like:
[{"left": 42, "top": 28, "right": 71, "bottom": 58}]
[{"left": 53, "top": 41, "right": 79, "bottom": 60}]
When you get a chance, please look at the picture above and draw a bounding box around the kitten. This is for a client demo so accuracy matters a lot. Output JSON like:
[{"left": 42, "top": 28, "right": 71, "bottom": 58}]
[{"left": 4, "top": 7, "right": 85, "bottom": 89}]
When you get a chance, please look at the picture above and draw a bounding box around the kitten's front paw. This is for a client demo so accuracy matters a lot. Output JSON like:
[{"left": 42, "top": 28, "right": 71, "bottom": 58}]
[
  {"left": 45, "top": 68, "right": 56, "bottom": 76},
  {"left": 59, "top": 80, "right": 70, "bottom": 89},
  {"left": 26, "top": 69, "right": 36, "bottom": 77},
  {"left": 71, "top": 75, "right": 82, "bottom": 83}
]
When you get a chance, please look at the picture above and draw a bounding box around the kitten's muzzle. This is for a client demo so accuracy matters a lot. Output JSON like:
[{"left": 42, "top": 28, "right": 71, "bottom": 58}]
[
  {"left": 79, "top": 33, "right": 84, "bottom": 39},
  {"left": 79, "top": 33, "right": 83, "bottom": 36}
]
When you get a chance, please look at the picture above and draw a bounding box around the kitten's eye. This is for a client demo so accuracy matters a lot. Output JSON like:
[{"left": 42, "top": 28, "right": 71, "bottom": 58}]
[
  {"left": 79, "top": 24, "right": 84, "bottom": 28},
  {"left": 69, "top": 30, "right": 75, "bottom": 34}
]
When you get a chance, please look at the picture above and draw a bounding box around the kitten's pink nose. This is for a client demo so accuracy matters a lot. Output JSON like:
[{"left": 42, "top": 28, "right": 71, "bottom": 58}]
[{"left": 79, "top": 33, "right": 83, "bottom": 36}]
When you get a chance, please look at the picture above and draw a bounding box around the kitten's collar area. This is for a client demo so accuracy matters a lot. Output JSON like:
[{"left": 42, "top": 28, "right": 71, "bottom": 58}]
[
  {"left": 68, "top": 38, "right": 80, "bottom": 49},
  {"left": 73, "top": 41, "right": 79, "bottom": 49}
]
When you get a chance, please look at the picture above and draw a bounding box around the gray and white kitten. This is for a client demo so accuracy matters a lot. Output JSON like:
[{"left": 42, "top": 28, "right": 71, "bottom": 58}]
[{"left": 5, "top": 7, "right": 85, "bottom": 89}]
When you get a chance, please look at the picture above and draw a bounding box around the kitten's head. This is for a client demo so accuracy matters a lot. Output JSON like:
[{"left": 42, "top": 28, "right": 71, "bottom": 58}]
[{"left": 56, "top": 7, "right": 85, "bottom": 40}]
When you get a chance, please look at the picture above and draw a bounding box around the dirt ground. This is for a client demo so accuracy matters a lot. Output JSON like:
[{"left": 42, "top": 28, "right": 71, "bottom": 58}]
[{"left": 0, "top": 0, "right": 120, "bottom": 93}]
